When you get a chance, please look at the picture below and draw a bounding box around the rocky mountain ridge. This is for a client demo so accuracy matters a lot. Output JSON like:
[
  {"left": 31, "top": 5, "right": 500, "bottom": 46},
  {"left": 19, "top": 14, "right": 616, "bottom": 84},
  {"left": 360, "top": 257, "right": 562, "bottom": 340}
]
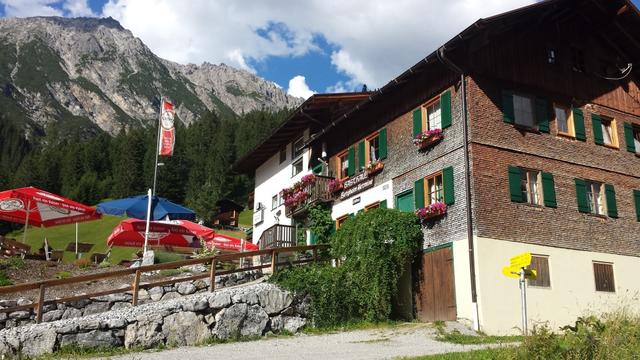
[{"left": 0, "top": 16, "right": 301, "bottom": 137}]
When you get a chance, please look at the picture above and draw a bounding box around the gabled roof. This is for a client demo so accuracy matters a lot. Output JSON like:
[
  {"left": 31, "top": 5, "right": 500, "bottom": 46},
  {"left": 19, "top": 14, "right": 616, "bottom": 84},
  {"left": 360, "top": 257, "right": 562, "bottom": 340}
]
[{"left": 232, "top": 92, "right": 371, "bottom": 173}]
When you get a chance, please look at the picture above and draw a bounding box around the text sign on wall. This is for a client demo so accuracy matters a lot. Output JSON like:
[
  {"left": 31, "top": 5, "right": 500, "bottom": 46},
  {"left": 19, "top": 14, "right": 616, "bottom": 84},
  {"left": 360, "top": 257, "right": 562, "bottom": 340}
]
[{"left": 340, "top": 172, "right": 374, "bottom": 201}]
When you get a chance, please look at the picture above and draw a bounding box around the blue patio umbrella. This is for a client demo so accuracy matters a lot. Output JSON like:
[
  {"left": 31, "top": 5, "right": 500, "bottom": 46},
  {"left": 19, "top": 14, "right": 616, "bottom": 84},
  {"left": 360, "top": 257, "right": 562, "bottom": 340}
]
[{"left": 96, "top": 194, "right": 196, "bottom": 221}]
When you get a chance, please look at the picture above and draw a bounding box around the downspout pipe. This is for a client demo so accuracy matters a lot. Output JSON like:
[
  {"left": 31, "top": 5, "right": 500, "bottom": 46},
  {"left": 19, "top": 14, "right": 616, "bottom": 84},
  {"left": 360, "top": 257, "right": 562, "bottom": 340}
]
[{"left": 437, "top": 45, "right": 480, "bottom": 331}]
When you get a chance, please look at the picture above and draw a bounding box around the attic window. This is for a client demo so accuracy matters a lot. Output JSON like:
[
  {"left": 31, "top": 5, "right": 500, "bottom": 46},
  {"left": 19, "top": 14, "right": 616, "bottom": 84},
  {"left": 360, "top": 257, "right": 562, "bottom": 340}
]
[{"left": 547, "top": 48, "right": 556, "bottom": 64}]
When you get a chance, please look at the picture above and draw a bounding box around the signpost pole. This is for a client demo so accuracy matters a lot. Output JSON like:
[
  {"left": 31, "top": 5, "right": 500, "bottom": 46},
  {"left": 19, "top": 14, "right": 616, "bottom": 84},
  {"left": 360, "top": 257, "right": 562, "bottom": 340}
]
[{"left": 519, "top": 267, "right": 528, "bottom": 336}]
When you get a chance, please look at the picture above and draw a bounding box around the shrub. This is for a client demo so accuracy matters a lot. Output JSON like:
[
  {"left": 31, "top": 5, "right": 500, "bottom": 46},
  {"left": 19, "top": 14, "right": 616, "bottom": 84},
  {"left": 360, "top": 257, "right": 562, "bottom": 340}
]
[
  {"left": 0, "top": 257, "right": 26, "bottom": 270},
  {"left": 98, "top": 260, "right": 112, "bottom": 269},
  {"left": 0, "top": 270, "right": 12, "bottom": 286},
  {"left": 272, "top": 208, "right": 422, "bottom": 327}
]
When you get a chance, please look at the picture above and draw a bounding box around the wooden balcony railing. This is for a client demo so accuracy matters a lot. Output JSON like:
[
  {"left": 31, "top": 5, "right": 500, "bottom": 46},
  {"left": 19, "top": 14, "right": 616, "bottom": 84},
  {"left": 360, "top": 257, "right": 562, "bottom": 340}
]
[
  {"left": 285, "top": 175, "right": 335, "bottom": 218},
  {"left": 260, "top": 224, "right": 296, "bottom": 249}
]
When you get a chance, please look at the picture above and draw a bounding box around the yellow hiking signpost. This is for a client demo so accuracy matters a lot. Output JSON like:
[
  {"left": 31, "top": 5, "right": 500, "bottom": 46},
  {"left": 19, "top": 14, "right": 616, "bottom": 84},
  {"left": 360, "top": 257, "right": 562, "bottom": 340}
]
[{"left": 502, "top": 252, "right": 536, "bottom": 335}]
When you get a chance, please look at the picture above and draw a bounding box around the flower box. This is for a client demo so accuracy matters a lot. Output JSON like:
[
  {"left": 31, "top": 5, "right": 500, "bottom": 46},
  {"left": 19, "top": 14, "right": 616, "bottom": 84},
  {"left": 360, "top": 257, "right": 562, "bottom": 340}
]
[
  {"left": 416, "top": 202, "right": 447, "bottom": 222},
  {"left": 281, "top": 175, "right": 317, "bottom": 208},
  {"left": 328, "top": 178, "right": 344, "bottom": 193},
  {"left": 413, "top": 129, "right": 443, "bottom": 150},
  {"left": 366, "top": 161, "right": 384, "bottom": 176}
]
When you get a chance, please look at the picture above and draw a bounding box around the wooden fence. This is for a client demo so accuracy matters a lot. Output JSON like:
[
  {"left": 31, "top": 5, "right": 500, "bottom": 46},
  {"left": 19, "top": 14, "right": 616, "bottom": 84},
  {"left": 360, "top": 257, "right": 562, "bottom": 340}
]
[{"left": 0, "top": 244, "right": 329, "bottom": 323}]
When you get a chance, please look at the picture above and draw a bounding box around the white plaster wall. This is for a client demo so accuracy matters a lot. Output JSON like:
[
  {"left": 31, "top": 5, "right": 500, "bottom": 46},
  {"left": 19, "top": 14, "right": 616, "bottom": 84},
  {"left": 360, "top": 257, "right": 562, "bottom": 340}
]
[
  {"left": 451, "top": 239, "right": 475, "bottom": 328},
  {"left": 474, "top": 237, "right": 640, "bottom": 335},
  {"left": 331, "top": 180, "right": 394, "bottom": 219},
  {"left": 253, "top": 129, "right": 311, "bottom": 244}
]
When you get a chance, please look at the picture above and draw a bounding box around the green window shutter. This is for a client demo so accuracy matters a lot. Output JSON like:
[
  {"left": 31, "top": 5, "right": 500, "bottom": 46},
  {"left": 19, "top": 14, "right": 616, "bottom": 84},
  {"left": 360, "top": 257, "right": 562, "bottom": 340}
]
[
  {"left": 541, "top": 172, "right": 557, "bottom": 208},
  {"left": 440, "top": 90, "right": 452, "bottom": 129},
  {"left": 412, "top": 108, "right": 422, "bottom": 137},
  {"left": 380, "top": 200, "right": 387, "bottom": 209},
  {"left": 508, "top": 166, "right": 524, "bottom": 202},
  {"left": 591, "top": 113, "right": 604, "bottom": 145},
  {"left": 634, "top": 190, "right": 640, "bottom": 222},
  {"left": 535, "top": 98, "right": 550, "bottom": 133},
  {"left": 624, "top": 123, "right": 636, "bottom": 153},
  {"left": 312, "top": 163, "right": 323, "bottom": 175},
  {"left": 309, "top": 232, "right": 317, "bottom": 245},
  {"left": 442, "top": 166, "right": 455, "bottom": 205},
  {"left": 502, "top": 91, "right": 514, "bottom": 124},
  {"left": 379, "top": 128, "right": 388, "bottom": 160},
  {"left": 347, "top": 146, "right": 355, "bottom": 176},
  {"left": 414, "top": 179, "right": 425, "bottom": 209},
  {"left": 604, "top": 184, "right": 618, "bottom": 218},
  {"left": 358, "top": 140, "right": 365, "bottom": 169},
  {"left": 575, "top": 178, "right": 590, "bottom": 213},
  {"left": 573, "top": 108, "right": 586, "bottom": 141}
]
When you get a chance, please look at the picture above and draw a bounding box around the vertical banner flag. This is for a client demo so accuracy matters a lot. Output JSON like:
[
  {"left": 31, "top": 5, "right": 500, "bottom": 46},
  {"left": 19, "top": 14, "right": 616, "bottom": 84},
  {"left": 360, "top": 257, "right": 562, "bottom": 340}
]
[{"left": 159, "top": 100, "right": 176, "bottom": 156}]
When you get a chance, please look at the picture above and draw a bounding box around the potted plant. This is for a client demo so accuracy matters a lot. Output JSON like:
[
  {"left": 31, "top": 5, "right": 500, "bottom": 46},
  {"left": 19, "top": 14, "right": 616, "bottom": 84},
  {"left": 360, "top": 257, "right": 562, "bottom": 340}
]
[
  {"left": 413, "top": 128, "right": 444, "bottom": 150},
  {"left": 416, "top": 202, "right": 447, "bottom": 221},
  {"left": 366, "top": 160, "right": 385, "bottom": 175},
  {"left": 328, "top": 178, "right": 344, "bottom": 193}
]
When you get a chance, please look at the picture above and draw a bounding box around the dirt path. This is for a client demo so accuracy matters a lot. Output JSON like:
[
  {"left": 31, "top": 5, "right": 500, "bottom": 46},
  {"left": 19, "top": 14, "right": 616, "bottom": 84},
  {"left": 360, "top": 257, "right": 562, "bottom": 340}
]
[{"left": 101, "top": 323, "right": 498, "bottom": 360}]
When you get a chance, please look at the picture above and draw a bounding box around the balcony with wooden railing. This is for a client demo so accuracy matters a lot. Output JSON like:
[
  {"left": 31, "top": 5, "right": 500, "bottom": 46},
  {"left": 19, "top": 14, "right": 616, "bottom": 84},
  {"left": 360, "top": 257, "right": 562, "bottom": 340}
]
[
  {"left": 284, "top": 175, "right": 335, "bottom": 218},
  {"left": 259, "top": 224, "right": 296, "bottom": 249}
]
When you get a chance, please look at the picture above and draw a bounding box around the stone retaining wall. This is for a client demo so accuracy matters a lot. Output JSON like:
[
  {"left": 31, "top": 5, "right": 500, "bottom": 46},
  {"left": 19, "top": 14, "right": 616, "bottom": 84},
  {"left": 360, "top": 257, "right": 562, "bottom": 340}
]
[
  {"left": 0, "top": 282, "right": 309, "bottom": 357},
  {"left": 0, "top": 270, "right": 263, "bottom": 330}
]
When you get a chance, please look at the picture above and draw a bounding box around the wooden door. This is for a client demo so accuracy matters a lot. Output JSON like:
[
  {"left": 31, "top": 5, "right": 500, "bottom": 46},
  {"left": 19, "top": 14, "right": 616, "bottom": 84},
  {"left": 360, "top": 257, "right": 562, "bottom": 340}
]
[{"left": 415, "top": 246, "right": 456, "bottom": 321}]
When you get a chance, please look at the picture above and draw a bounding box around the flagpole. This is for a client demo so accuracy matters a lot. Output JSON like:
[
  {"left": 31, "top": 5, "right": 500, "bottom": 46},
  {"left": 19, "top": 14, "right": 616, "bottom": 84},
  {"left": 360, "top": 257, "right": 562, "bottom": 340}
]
[
  {"left": 152, "top": 96, "right": 163, "bottom": 196},
  {"left": 22, "top": 200, "right": 31, "bottom": 244},
  {"left": 143, "top": 188, "right": 152, "bottom": 255}
]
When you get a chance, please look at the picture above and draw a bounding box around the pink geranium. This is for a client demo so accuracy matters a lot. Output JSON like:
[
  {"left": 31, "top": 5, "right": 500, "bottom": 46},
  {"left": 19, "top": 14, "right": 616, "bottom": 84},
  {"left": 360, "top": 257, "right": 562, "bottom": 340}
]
[
  {"left": 413, "top": 128, "right": 443, "bottom": 146},
  {"left": 416, "top": 202, "right": 447, "bottom": 221}
]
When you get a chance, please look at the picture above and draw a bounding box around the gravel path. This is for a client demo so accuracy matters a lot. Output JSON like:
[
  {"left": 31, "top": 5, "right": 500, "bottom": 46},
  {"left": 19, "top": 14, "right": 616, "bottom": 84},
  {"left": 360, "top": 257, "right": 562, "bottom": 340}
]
[{"left": 102, "top": 323, "right": 496, "bottom": 360}]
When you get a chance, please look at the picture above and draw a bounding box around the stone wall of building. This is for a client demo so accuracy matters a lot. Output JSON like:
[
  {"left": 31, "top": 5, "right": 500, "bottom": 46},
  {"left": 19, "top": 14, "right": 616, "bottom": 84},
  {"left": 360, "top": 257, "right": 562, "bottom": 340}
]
[
  {"left": 0, "top": 283, "right": 308, "bottom": 358},
  {"left": 0, "top": 270, "right": 263, "bottom": 330}
]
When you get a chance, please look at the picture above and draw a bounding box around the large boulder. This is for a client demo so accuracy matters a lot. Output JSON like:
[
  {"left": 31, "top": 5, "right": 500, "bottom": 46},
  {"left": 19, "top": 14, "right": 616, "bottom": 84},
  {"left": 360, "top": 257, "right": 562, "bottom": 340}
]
[
  {"left": 61, "top": 308, "right": 82, "bottom": 320},
  {"left": 177, "top": 282, "right": 197, "bottom": 295},
  {"left": 60, "top": 330, "right": 122, "bottom": 348},
  {"left": 10, "top": 327, "right": 57, "bottom": 357},
  {"left": 148, "top": 287, "right": 164, "bottom": 301},
  {"left": 124, "top": 321, "right": 164, "bottom": 349},
  {"left": 83, "top": 301, "right": 111, "bottom": 316},
  {"left": 283, "top": 316, "right": 307, "bottom": 333},
  {"left": 213, "top": 303, "right": 247, "bottom": 340},
  {"left": 209, "top": 292, "right": 231, "bottom": 309},
  {"left": 241, "top": 305, "right": 268, "bottom": 337},
  {"left": 257, "top": 286, "right": 293, "bottom": 315},
  {"left": 42, "top": 309, "right": 64, "bottom": 323},
  {"left": 162, "top": 312, "right": 210, "bottom": 346}
]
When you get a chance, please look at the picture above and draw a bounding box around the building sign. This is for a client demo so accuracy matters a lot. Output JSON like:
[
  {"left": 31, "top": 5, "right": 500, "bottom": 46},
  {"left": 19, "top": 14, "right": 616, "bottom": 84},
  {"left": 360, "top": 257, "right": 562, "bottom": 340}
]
[
  {"left": 253, "top": 204, "right": 264, "bottom": 225},
  {"left": 340, "top": 172, "right": 374, "bottom": 201}
]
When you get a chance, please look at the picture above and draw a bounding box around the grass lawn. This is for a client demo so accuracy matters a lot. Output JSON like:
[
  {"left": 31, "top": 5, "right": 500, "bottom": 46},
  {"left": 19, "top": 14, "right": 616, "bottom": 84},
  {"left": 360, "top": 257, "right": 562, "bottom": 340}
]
[
  {"left": 401, "top": 348, "right": 516, "bottom": 359},
  {"left": 238, "top": 209, "right": 252, "bottom": 227},
  {"left": 7, "top": 215, "right": 138, "bottom": 265}
]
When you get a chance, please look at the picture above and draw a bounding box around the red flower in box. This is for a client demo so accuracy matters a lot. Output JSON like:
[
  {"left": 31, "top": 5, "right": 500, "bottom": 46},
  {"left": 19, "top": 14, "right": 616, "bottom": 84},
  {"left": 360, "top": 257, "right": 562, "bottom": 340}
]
[
  {"left": 281, "top": 175, "right": 317, "bottom": 208},
  {"left": 366, "top": 160, "right": 384, "bottom": 175},
  {"left": 416, "top": 202, "right": 447, "bottom": 221},
  {"left": 328, "top": 178, "right": 344, "bottom": 193},
  {"left": 413, "top": 128, "right": 443, "bottom": 150}
]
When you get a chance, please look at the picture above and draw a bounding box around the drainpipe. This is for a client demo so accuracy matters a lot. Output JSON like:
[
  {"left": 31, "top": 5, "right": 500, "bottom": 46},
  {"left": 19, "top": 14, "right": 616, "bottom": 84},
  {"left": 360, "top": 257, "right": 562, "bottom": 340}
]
[{"left": 437, "top": 46, "right": 480, "bottom": 331}]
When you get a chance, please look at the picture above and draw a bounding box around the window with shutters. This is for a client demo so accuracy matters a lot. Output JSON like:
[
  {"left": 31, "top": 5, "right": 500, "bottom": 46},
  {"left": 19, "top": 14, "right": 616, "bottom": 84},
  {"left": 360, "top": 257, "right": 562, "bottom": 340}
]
[
  {"left": 528, "top": 255, "right": 551, "bottom": 288},
  {"left": 426, "top": 100, "right": 442, "bottom": 130},
  {"left": 292, "top": 137, "right": 305, "bottom": 159},
  {"left": 554, "top": 104, "right": 574, "bottom": 137},
  {"left": 586, "top": 181, "right": 606, "bottom": 215},
  {"left": 413, "top": 90, "right": 452, "bottom": 139},
  {"left": 335, "top": 215, "right": 349, "bottom": 230},
  {"left": 365, "top": 202, "right": 380, "bottom": 211},
  {"left": 271, "top": 195, "right": 278, "bottom": 210},
  {"left": 521, "top": 169, "right": 543, "bottom": 206},
  {"left": 513, "top": 94, "right": 536, "bottom": 128},
  {"left": 634, "top": 126, "right": 640, "bottom": 154},
  {"left": 600, "top": 116, "right": 619, "bottom": 148},
  {"left": 425, "top": 173, "right": 444, "bottom": 205},
  {"left": 593, "top": 262, "right": 615, "bottom": 292},
  {"left": 292, "top": 158, "right": 303, "bottom": 177},
  {"left": 366, "top": 132, "right": 381, "bottom": 164},
  {"left": 336, "top": 151, "right": 349, "bottom": 180}
]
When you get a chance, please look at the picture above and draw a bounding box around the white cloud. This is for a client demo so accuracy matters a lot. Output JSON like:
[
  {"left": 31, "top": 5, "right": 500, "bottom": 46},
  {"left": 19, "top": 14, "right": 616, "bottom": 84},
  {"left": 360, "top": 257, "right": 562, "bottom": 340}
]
[
  {"left": 1, "top": 0, "right": 62, "bottom": 17},
  {"left": 100, "top": 0, "right": 536, "bottom": 88},
  {"left": 62, "top": 0, "right": 95, "bottom": 17},
  {"left": 287, "top": 75, "right": 315, "bottom": 99}
]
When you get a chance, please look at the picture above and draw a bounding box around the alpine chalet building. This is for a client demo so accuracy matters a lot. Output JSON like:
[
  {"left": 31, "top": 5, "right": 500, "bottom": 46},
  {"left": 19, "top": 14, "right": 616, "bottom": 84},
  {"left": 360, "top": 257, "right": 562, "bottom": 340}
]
[{"left": 233, "top": 0, "right": 640, "bottom": 334}]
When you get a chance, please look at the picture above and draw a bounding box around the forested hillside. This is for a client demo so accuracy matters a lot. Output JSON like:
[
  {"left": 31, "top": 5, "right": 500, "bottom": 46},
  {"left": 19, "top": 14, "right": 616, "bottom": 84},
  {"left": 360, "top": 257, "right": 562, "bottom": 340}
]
[{"left": 0, "top": 109, "right": 289, "bottom": 223}]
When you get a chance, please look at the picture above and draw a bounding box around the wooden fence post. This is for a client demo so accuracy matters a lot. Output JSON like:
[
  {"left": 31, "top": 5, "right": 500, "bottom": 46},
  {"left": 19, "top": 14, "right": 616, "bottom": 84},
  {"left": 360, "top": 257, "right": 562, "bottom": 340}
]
[
  {"left": 271, "top": 250, "right": 277, "bottom": 274},
  {"left": 209, "top": 258, "right": 217, "bottom": 292},
  {"left": 35, "top": 284, "right": 46, "bottom": 323},
  {"left": 131, "top": 269, "right": 141, "bottom": 306}
]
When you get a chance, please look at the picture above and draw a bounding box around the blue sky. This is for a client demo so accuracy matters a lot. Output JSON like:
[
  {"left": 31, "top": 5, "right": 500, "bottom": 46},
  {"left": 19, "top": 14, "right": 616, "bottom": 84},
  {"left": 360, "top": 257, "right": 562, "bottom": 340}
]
[{"left": 1, "top": 0, "right": 639, "bottom": 98}]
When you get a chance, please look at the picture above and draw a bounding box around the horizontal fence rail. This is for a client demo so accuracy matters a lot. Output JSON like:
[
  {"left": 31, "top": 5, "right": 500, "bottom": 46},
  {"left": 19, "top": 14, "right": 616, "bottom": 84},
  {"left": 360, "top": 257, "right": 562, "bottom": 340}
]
[{"left": 0, "top": 244, "right": 329, "bottom": 323}]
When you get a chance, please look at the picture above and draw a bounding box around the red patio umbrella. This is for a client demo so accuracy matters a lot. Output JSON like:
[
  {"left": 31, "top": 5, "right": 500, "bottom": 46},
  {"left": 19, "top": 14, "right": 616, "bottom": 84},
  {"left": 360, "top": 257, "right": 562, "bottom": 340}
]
[
  {"left": 0, "top": 187, "right": 101, "bottom": 227},
  {"left": 205, "top": 233, "right": 259, "bottom": 252},
  {"left": 107, "top": 219, "right": 258, "bottom": 252}
]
